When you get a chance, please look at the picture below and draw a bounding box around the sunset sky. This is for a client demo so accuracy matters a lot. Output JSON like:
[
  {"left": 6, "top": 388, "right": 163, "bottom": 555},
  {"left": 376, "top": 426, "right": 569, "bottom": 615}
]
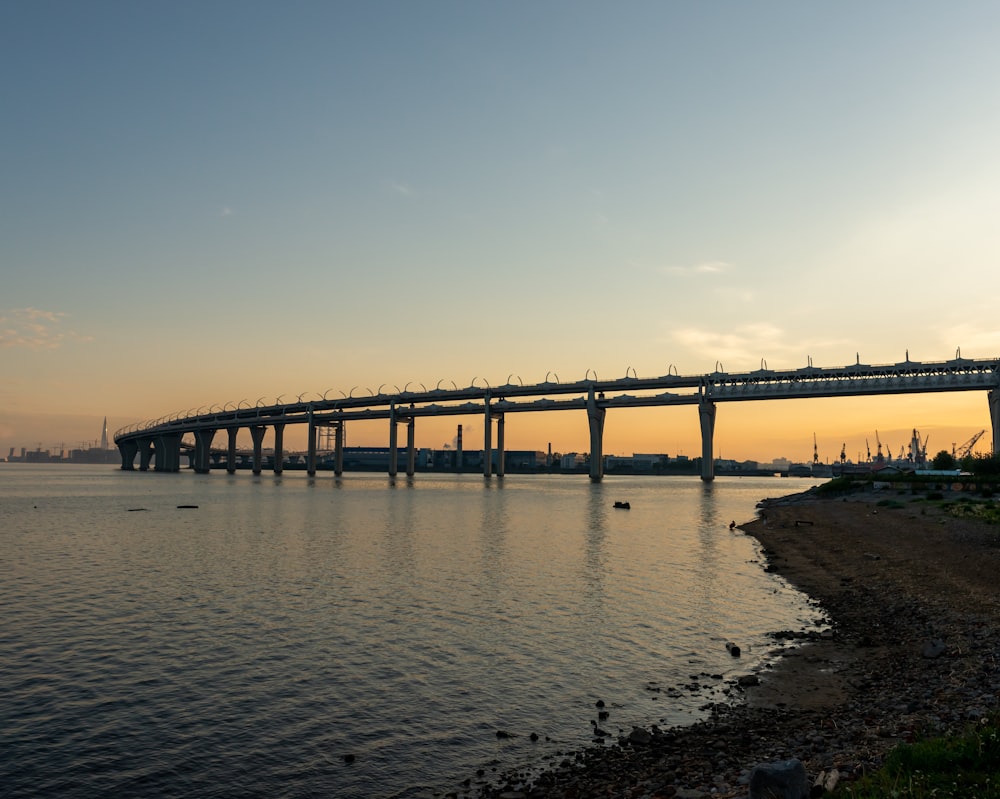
[{"left": 4, "top": 1, "right": 1000, "bottom": 463}]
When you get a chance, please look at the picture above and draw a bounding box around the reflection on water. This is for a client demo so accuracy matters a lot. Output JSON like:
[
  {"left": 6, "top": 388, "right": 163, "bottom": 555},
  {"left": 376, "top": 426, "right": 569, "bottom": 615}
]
[
  {"left": 479, "top": 479, "right": 509, "bottom": 607},
  {"left": 695, "top": 482, "right": 722, "bottom": 609},
  {"left": 584, "top": 482, "right": 609, "bottom": 610},
  {"left": 699, "top": 480, "right": 720, "bottom": 528},
  {"left": 0, "top": 465, "right": 822, "bottom": 799}
]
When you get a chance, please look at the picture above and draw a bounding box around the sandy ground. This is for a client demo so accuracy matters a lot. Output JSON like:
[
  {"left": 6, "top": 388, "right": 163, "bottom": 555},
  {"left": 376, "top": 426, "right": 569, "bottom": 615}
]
[{"left": 741, "top": 486, "right": 1000, "bottom": 712}]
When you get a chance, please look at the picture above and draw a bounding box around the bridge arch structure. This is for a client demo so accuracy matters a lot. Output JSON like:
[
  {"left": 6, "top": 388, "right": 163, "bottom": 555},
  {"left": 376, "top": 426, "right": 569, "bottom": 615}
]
[{"left": 115, "top": 355, "right": 1000, "bottom": 482}]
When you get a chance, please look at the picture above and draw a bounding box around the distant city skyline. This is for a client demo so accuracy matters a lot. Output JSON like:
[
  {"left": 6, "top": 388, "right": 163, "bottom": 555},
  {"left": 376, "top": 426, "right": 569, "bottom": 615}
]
[{"left": 4, "top": 2, "right": 1000, "bottom": 461}]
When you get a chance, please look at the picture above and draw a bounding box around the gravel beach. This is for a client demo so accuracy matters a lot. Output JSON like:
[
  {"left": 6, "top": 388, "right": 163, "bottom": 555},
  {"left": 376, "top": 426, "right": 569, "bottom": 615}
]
[{"left": 473, "top": 484, "right": 1000, "bottom": 799}]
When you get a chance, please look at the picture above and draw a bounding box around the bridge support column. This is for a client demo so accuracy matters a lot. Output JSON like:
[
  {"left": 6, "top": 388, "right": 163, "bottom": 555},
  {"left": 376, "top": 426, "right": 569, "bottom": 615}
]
[
  {"left": 119, "top": 440, "right": 138, "bottom": 470},
  {"left": 155, "top": 433, "right": 181, "bottom": 472},
  {"left": 699, "top": 399, "right": 716, "bottom": 482},
  {"left": 250, "top": 426, "right": 266, "bottom": 475},
  {"left": 483, "top": 397, "right": 493, "bottom": 477},
  {"left": 138, "top": 438, "right": 154, "bottom": 471},
  {"left": 388, "top": 406, "right": 398, "bottom": 477},
  {"left": 334, "top": 421, "right": 344, "bottom": 476},
  {"left": 990, "top": 390, "right": 1000, "bottom": 456},
  {"left": 227, "top": 429, "right": 238, "bottom": 474},
  {"left": 273, "top": 423, "right": 285, "bottom": 474},
  {"left": 306, "top": 411, "right": 317, "bottom": 476},
  {"left": 587, "top": 386, "right": 605, "bottom": 482},
  {"left": 406, "top": 417, "right": 416, "bottom": 477},
  {"left": 497, "top": 414, "right": 505, "bottom": 478},
  {"left": 193, "top": 429, "right": 216, "bottom": 474}
]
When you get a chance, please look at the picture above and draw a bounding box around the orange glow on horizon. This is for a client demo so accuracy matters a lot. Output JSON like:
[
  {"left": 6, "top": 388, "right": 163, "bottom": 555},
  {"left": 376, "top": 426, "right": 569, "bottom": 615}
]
[{"left": 4, "top": 388, "right": 993, "bottom": 466}]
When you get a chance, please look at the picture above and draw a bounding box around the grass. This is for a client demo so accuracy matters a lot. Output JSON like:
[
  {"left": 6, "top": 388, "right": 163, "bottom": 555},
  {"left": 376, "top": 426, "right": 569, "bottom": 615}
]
[
  {"left": 940, "top": 497, "right": 1000, "bottom": 524},
  {"left": 841, "top": 716, "right": 1000, "bottom": 798}
]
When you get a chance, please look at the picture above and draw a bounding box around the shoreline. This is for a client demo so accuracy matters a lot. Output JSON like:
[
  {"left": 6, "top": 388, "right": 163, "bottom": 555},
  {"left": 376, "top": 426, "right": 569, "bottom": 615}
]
[{"left": 474, "top": 485, "right": 1000, "bottom": 798}]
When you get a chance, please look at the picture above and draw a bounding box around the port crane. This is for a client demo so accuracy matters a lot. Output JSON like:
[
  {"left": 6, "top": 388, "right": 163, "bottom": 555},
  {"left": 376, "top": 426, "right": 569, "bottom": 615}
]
[
  {"left": 910, "top": 429, "right": 929, "bottom": 465},
  {"left": 952, "top": 430, "right": 986, "bottom": 460}
]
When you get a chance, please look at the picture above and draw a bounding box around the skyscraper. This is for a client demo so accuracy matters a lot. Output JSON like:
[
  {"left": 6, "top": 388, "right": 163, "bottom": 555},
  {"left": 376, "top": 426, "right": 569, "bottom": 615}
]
[{"left": 100, "top": 417, "right": 108, "bottom": 451}]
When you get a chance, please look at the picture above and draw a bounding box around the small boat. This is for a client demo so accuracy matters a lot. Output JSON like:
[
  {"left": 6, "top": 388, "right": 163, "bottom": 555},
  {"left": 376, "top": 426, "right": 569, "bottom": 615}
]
[{"left": 613, "top": 501, "right": 630, "bottom": 510}]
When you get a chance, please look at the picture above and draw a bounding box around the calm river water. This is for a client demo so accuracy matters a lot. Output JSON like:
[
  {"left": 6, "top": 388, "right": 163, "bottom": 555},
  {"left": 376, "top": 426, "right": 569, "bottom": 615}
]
[{"left": 1, "top": 464, "right": 822, "bottom": 798}]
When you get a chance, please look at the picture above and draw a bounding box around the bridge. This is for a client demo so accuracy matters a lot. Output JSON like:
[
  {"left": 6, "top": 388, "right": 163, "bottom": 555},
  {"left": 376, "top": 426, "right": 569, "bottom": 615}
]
[{"left": 114, "top": 353, "right": 1000, "bottom": 482}]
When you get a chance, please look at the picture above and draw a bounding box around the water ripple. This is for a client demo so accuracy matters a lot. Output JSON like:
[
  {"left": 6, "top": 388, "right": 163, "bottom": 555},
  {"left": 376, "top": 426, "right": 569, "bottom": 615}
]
[{"left": 0, "top": 467, "right": 823, "bottom": 799}]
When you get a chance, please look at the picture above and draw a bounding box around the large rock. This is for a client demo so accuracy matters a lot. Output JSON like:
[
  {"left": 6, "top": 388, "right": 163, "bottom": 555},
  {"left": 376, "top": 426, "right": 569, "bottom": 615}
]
[
  {"left": 748, "top": 758, "right": 808, "bottom": 799},
  {"left": 627, "top": 726, "right": 652, "bottom": 746}
]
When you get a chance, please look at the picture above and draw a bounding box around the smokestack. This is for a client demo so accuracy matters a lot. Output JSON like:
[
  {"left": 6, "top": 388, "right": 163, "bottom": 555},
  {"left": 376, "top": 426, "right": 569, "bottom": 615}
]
[
  {"left": 456, "top": 425, "right": 463, "bottom": 472},
  {"left": 100, "top": 417, "right": 109, "bottom": 450}
]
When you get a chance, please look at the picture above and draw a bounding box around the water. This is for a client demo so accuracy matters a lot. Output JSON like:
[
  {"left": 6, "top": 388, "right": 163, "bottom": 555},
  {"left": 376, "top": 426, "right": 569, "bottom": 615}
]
[{"left": 1, "top": 464, "right": 823, "bottom": 798}]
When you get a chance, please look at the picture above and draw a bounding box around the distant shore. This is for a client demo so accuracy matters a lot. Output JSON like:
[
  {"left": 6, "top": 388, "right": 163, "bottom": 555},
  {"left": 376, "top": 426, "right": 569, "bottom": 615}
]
[{"left": 475, "top": 483, "right": 1000, "bottom": 798}]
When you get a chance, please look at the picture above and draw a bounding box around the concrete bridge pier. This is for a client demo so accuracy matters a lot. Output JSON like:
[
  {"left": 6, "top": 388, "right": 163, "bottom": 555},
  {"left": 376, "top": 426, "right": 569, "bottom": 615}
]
[
  {"left": 334, "top": 421, "right": 344, "bottom": 476},
  {"left": 989, "top": 389, "right": 1000, "bottom": 457},
  {"left": 227, "top": 429, "right": 238, "bottom": 474},
  {"left": 699, "top": 399, "right": 716, "bottom": 482},
  {"left": 483, "top": 396, "right": 492, "bottom": 477},
  {"left": 138, "top": 438, "right": 154, "bottom": 471},
  {"left": 406, "top": 417, "right": 416, "bottom": 477},
  {"left": 193, "top": 429, "right": 216, "bottom": 474},
  {"left": 119, "top": 439, "right": 138, "bottom": 470},
  {"left": 388, "top": 406, "right": 399, "bottom": 478},
  {"left": 250, "top": 426, "right": 267, "bottom": 475},
  {"left": 155, "top": 433, "right": 181, "bottom": 472},
  {"left": 496, "top": 413, "right": 505, "bottom": 478},
  {"left": 306, "top": 411, "right": 317, "bottom": 476},
  {"left": 273, "top": 423, "right": 285, "bottom": 474},
  {"left": 587, "top": 387, "right": 605, "bottom": 482}
]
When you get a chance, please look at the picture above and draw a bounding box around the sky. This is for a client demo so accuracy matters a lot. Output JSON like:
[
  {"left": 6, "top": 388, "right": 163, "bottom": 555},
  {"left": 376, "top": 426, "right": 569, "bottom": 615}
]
[{"left": 3, "top": 1, "right": 1000, "bottom": 464}]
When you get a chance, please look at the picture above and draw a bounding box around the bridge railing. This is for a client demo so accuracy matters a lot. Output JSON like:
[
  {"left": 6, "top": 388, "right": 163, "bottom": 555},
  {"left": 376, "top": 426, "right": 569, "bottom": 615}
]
[{"left": 115, "top": 356, "right": 1000, "bottom": 445}]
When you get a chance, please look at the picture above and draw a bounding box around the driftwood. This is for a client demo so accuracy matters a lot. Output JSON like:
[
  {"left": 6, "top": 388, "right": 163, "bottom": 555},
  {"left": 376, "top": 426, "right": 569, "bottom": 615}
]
[{"left": 811, "top": 767, "right": 841, "bottom": 796}]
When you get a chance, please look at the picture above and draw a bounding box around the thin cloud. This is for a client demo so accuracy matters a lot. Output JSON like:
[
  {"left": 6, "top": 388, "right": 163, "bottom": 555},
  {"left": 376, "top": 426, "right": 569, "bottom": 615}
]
[
  {"left": 939, "top": 323, "right": 1000, "bottom": 357},
  {"left": 0, "top": 307, "right": 87, "bottom": 350},
  {"left": 389, "top": 181, "right": 414, "bottom": 197},
  {"left": 671, "top": 322, "right": 807, "bottom": 369},
  {"left": 662, "top": 260, "right": 730, "bottom": 276},
  {"left": 220, "top": 206, "right": 234, "bottom": 217}
]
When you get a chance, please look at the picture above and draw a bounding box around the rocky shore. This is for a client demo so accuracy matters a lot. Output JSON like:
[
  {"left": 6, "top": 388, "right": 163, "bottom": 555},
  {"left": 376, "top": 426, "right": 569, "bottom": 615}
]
[{"left": 472, "top": 485, "right": 1000, "bottom": 798}]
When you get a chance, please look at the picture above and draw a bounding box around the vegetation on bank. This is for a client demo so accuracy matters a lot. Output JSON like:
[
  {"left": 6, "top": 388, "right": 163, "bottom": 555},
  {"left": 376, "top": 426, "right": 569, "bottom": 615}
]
[
  {"left": 930, "top": 451, "right": 1000, "bottom": 475},
  {"left": 813, "top": 470, "right": 1000, "bottom": 525},
  {"left": 783, "top": 461, "right": 1000, "bottom": 796},
  {"left": 838, "top": 715, "right": 1000, "bottom": 798},
  {"left": 815, "top": 453, "right": 1000, "bottom": 506}
]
